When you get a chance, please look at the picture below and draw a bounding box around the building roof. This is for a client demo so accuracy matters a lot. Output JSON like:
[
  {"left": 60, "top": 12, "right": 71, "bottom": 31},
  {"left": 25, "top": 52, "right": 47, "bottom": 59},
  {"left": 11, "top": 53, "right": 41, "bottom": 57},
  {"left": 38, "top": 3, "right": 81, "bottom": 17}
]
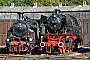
[{"left": 0, "top": 5, "right": 90, "bottom": 12}]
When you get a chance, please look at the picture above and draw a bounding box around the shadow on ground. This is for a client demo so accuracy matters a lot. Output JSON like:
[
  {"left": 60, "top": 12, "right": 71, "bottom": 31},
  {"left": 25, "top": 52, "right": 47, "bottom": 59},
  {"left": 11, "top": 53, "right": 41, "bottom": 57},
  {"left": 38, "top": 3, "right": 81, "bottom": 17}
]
[{"left": 0, "top": 47, "right": 9, "bottom": 54}]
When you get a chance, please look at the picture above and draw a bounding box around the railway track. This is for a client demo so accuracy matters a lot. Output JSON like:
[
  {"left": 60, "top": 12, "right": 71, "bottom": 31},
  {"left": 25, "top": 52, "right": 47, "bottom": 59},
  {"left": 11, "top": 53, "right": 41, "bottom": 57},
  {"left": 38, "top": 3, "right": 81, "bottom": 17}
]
[
  {"left": 0, "top": 47, "right": 90, "bottom": 60},
  {"left": 0, "top": 52, "right": 90, "bottom": 60}
]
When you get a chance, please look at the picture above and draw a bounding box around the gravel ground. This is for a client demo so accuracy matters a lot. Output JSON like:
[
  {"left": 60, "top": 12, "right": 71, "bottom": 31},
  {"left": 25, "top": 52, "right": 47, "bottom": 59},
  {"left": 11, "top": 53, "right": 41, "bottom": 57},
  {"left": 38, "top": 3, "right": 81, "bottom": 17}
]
[
  {"left": 0, "top": 52, "right": 90, "bottom": 60},
  {"left": 0, "top": 47, "right": 90, "bottom": 60}
]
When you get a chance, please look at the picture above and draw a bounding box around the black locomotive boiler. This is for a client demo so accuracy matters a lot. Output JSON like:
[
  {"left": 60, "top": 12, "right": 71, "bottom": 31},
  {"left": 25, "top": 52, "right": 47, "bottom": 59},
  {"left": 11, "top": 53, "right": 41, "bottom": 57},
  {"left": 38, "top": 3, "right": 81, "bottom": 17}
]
[{"left": 6, "top": 12, "right": 39, "bottom": 53}]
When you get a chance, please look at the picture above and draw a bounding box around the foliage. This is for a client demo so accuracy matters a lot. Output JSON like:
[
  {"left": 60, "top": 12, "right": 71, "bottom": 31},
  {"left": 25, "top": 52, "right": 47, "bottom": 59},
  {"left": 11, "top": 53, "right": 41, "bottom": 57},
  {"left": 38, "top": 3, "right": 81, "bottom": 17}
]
[
  {"left": 0, "top": 0, "right": 13, "bottom": 6},
  {"left": 0, "top": 0, "right": 89, "bottom": 6}
]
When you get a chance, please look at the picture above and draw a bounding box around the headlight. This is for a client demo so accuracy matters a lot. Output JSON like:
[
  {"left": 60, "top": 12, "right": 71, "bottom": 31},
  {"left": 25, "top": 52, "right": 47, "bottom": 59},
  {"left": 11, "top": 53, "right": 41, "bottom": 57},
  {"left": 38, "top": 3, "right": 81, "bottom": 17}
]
[
  {"left": 29, "top": 38, "right": 32, "bottom": 41},
  {"left": 66, "top": 36, "right": 69, "bottom": 38},
  {"left": 27, "top": 42, "right": 30, "bottom": 45},
  {"left": 40, "top": 42, "right": 45, "bottom": 47},
  {"left": 7, "top": 39, "right": 10, "bottom": 42},
  {"left": 41, "top": 36, "right": 43, "bottom": 38},
  {"left": 9, "top": 42, "right": 12, "bottom": 45}
]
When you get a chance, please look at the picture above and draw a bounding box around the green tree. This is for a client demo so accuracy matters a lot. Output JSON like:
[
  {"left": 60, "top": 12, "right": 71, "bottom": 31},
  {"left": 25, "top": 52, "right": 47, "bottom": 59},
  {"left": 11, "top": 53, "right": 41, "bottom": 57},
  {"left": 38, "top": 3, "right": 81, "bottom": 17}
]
[
  {"left": 0, "top": 0, "right": 13, "bottom": 6},
  {"left": 0, "top": 0, "right": 90, "bottom": 6},
  {"left": 87, "top": 0, "right": 90, "bottom": 5}
]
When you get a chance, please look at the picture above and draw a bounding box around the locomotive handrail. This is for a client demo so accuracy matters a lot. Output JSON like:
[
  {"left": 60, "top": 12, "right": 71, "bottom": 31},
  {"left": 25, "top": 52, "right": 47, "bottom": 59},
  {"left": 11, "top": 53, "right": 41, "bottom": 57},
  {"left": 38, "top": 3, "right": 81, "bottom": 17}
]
[
  {"left": 41, "top": 33, "right": 72, "bottom": 36},
  {"left": 9, "top": 36, "right": 32, "bottom": 38}
]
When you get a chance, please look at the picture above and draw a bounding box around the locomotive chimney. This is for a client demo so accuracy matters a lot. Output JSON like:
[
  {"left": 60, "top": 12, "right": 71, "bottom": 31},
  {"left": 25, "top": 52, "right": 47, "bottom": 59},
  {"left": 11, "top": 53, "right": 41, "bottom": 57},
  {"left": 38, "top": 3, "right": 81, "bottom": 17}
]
[
  {"left": 17, "top": 12, "right": 24, "bottom": 20},
  {"left": 55, "top": 9, "right": 60, "bottom": 14}
]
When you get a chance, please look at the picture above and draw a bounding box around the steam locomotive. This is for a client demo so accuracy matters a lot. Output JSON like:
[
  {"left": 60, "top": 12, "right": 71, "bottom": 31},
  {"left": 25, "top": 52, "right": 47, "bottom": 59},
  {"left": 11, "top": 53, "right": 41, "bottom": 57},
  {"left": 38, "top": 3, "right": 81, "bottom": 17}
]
[
  {"left": 6, "top": 12, "right": 39, "bottom": 53},
  {"left": 39, "top": 10, "right": 82, "bottom": 54},
  {"left": 6, "top": 9, "right": 82, "bottom": 54}
]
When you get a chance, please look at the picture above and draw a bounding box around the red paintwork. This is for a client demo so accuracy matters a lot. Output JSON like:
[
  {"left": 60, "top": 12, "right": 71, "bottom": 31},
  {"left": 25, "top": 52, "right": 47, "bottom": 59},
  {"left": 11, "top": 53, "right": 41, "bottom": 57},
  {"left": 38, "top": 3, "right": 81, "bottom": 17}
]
[
  {"left": 7, "top": 35, "right": 34, "bottom": 52},
  {"left": 10, "top": 41, "right": 28, "bottom": 52},
  {"left": 40, "top": 33, "right": 78, "bottom": 53}
]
